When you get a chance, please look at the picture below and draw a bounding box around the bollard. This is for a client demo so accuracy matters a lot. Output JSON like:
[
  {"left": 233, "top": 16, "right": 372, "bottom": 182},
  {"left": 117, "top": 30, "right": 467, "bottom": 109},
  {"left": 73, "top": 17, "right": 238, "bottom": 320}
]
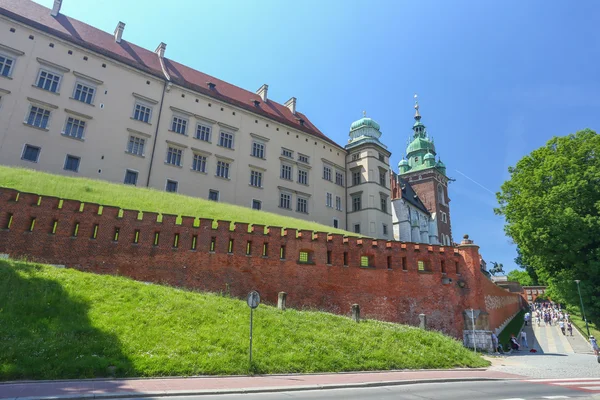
[
  {"left": 352, "top": 304, "right": 360, "bottom": 322},
  {"left": 277, "top": 292, "right": 287, "bottom": 310},
  {"left": 419, "top": 313, "right": 427, "bottom": 330}
]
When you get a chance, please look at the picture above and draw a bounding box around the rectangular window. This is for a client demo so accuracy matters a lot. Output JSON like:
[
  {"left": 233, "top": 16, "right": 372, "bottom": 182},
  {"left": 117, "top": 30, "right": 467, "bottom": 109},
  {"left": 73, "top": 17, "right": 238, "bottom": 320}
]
[
  {"left": 335, "top": 171, "right": 344, "bottom": 186},
  {"left": 354, "top": 224, "right": 360, "bottom": 234},
  {"left": 280, "top": 192, "right": 291, "bottom": 209},
  {"left": 379, "top": 152, "right": 385, "bottom": 162},
  {"left": 124, "top": 169, "right": 138, "bottom": 185},
  {"left": 250, "top": 170, "right": 263, "bottom": 187},
  {"left": 380, "top": 196, "right": 387, "bottom": 213},
  {"left": 402, "top": 256, "right": 407, "bottom": 271},
  {"left": 323, "top": 165, "right": 332, "bottom": 181},
  {"left": 192, "top": 154, "right": 207, "bottom": 172},
  {"left": 133, "top": 102, "right": 152, "bottom": 123},
  {"left": 208, "top": 190, "right": 219, "bottom": 201},
  {"left": 171, "top": 116, "right": 188, "bottom": 135},
  {"left": 335, "top": 195, "right": 342, "bottom": 211},
  {"left": 216, "top": 160, "right": 230, "bottom": 179},
  {"left": 36, "top": 69, "right": 61, "bottom": 92},
  {"left": 251, "top": 141, "right": 265, "bottom": 159},
  {"left": 26, "top": 105, "right": 51, "bottom": 129},
  {"left": 352, "top": 170, "right": 361, "bottom": 186},
  {"left": 351, "top": 153, "right": 360, "bottom": 161},
  {"left": 195, "top": 124, "right": 211, "bottom": 142},
  {"left": 297, "top": 197, "right": 308, "bottom": 213},
  {"left": 383, "top": 224, "right": 388, "bottom": 235},
  {"left": 63, "top": 117, "right": 86, "bottom": 139},
  {"left": 0, "top": 54, "right": 14, "bottom": 77},
  {"left": 21, "top": 144, "right": 40, "bottom": 163},
  {"left": 326, "top": 192, "right": 333, "bottom": 207},
  {"left": 298, "top": 154, "right": 309, "bottom": 164},
  {"left": 379, "top": 171, "right": 387, "bottom": 186},
  {"left": 441, "top": 260, "right": 446, "bottom": 274},
  {"left": 333, "top": 218, "right": 339, "bottom": 229},
  {"left": 281, "top": 164, "right": 292, "bottom": 180},
  {"left": 219, "top": 131, "right": 234, "bottom": 149},
  {"left": 352, "top": 195, "right": 361, "bottom": 212},
  {"left": 127, "top": 136, "right": 145, "bottom": 156},
  {"left": 166, "top": 179, "right": 178, "bottom": 193},
  {"left": 166, "top": 147, "right": 183, "bottom": 166},
  {"left": 299, "top": 251, "right": 310, "bottom": 263},
  {"left": 73, "top": 82, "right": 95, "bottom": 104},
  {"left": 281, "top": 148, "right": 293, "bottom": 158},
  {"left": 252, "top": 199, "right": 262, "bottom": 210},
  {"left": 418, "top": 260, "right": 427, "bottom": 271},
  {"left": 298, "top": 169, "right": 308, "bottom": 185},
  {"left": 64, "top": 155, "right": 80, "bottom": 172},
  {"left": 360, "top": 256, "right": 369, "bottom": 267}
]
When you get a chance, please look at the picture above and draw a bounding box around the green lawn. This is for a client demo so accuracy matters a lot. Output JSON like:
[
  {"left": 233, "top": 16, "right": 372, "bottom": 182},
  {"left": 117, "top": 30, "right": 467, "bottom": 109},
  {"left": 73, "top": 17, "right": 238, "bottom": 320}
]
[
  {"left": 0, "top": 166, "right": 352, "bottom": 234},
  {"left": 568, "top": 313, "right": 600, "bottom": 341},
  {"left": 0, "top": 260, "right": 488, "bottom": 380},
  {"left": 498, "top": 310, "right": 525, "bottom": 350}
]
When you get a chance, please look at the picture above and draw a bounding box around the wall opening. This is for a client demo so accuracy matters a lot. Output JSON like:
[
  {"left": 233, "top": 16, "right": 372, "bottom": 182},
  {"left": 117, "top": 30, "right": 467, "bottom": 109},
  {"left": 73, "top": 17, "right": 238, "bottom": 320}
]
[
  {"left": 441, "top": 259, "right": 446, "bottom": 274},
  {"left": 402, "top": 256, "right": 407, "bottom": 271}
]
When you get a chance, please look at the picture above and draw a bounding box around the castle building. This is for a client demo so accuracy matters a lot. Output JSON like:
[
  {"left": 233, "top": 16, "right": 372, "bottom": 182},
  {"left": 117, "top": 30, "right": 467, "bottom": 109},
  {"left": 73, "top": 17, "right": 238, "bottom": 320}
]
[{"left": 0, "top": 0, "right": 451, "bottom": 243}]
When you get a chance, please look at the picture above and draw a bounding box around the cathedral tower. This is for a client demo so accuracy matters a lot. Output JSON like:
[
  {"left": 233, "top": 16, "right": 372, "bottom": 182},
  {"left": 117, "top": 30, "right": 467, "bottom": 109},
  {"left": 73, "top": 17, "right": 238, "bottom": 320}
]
[{"left": 394, "top": 96, "right": 452, "bottom": 245}]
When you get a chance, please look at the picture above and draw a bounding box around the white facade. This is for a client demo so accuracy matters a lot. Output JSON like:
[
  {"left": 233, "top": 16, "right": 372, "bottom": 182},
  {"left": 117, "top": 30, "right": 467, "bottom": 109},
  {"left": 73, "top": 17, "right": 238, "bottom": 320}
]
[{"left": 391, "top": 198, "right": 439, "bottom": 244}]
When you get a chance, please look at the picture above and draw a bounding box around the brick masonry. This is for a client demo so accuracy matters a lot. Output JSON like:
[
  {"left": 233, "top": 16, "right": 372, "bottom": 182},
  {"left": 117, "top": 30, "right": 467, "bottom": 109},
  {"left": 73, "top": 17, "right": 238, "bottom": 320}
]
[{"left": 0, "top": 188, "right": 522, "bottom": 339}]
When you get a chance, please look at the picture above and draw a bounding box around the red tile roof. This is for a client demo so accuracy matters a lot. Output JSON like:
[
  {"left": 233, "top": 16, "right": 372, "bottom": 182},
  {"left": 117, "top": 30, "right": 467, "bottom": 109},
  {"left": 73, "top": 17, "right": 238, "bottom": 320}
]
[{"left": 0, "top": 0, "right": 342, "bottom": 148}]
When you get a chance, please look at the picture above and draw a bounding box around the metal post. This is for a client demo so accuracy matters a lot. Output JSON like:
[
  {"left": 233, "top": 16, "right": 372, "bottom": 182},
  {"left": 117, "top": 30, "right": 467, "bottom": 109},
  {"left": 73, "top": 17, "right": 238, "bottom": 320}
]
[
  {"left": 471, "top": 309, "right": 476, "bottom": 353},
  {"left": 249, "top": 308, "right": 253, "bottom": 364},
  {"left": 575, "top": 280, "right": 590, "bottom": 337}
]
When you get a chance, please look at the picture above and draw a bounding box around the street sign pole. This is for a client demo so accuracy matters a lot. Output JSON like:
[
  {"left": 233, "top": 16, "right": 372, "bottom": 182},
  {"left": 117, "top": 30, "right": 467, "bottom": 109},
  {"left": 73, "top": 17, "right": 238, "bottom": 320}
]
[
  {"left": 249, "top": 307, "right": 253, "bottom": 364},
  {"left": 246, "top": 291, "right": 260, "bottom": 368}
]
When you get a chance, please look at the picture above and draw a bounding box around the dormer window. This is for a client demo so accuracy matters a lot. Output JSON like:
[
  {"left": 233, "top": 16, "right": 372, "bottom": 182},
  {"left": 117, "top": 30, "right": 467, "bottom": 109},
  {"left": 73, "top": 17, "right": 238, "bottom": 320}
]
[{"left": 415, "top": 157, "right": 419, "bottom": 163}]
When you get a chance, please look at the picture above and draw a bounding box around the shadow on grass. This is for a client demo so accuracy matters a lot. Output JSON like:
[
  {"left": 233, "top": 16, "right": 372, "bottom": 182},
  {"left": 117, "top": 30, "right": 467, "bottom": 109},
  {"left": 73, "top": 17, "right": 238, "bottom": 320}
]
[{"left": 0, "top": 262, "right": 135, "bottom": 382}]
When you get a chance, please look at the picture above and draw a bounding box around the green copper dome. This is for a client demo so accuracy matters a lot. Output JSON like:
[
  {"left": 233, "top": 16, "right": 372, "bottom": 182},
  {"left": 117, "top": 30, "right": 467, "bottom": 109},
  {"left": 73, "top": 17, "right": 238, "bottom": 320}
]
[
  {"left": 436, "top": 159, "right": 446, "bottom": 167},
  {"left": 406, "top": 137, "right": 435, "bottom": 154},
  {"left": 350, "top": 117, "right": 380, "bottom": 132},
  {"left": 398, "top": 158, "right": 409, "bottom": 166},
  {"left": 424, "top": 152, "right": 435, "bottom": 160}
]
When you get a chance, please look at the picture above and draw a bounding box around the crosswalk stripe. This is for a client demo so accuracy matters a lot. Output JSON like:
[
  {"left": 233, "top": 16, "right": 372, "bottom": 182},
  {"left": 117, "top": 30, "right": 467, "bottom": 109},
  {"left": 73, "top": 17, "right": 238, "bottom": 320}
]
[
  {"left": 580, "top": 386, "right": 600, "bottom": 390},
  {"left": 542, "top": 396, "right": 570, "bottom": 399},
  {"left": 525, "top": 378, "right": 600, "bottom": 382},
  {"left": 554, "top": 381, "right": 600, "bottom": 386}
]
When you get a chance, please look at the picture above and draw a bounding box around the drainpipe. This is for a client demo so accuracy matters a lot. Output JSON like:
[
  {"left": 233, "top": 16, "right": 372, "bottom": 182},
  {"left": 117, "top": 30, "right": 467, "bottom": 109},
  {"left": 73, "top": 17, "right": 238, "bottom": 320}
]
[
  {"left": 345, "top": 152, "right": 348, "bottom": 231},
  {"left": 145, "top": 80, "right": 168, "bottom": 187}
]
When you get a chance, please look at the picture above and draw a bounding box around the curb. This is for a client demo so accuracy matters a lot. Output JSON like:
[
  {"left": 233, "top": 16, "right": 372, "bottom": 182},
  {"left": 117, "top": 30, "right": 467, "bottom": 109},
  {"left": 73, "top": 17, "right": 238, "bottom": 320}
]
[{"left": 4, "top": 377, "right": 513, "bottom": 400}]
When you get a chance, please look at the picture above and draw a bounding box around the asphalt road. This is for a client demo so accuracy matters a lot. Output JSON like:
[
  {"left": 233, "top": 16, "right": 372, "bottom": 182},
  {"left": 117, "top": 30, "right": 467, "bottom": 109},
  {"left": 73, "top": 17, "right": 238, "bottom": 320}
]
[{"left": 118, "top": 380, "right": 600, "bottom": 400}]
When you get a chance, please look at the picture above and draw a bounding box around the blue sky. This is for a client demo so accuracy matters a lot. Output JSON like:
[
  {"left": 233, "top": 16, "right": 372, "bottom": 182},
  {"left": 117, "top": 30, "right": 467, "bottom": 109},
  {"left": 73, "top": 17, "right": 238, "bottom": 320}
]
[{"left": 35, "top": 0, "right": 600, "bottom": 272}]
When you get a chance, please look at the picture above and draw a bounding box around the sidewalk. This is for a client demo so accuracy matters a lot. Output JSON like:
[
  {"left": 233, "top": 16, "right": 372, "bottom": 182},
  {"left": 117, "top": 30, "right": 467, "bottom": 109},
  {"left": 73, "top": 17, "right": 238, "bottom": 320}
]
[{"left": 0, "top": 369, "right": 522, "bottom": 399}]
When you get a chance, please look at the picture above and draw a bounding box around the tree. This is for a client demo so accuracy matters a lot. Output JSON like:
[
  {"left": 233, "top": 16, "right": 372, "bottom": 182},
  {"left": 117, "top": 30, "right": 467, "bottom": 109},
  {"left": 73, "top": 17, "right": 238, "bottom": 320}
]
[
  {"left": 489, "top": 262, "right": 505, "bottom": 276},
  {"left": 496, "top": 130, "right": 600, "bottom": 324},
  {"left": 507, "top": 269, "right": 534, "bottom": 286}
]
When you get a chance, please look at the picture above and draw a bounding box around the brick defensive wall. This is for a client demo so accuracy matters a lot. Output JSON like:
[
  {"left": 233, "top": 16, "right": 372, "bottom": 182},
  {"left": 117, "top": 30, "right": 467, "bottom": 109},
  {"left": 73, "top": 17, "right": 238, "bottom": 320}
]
[{"left": 0, "top": 188, "right": 522, "bottom": 338}]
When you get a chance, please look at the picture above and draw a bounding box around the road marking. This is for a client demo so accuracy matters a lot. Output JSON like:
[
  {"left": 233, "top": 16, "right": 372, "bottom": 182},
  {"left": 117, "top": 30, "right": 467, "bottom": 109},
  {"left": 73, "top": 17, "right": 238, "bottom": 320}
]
[
  {"left": 525, "top": 378, "right": 600, "bottom": 382},
  {"left": 554, "top": 381, "right": 600, "bottom": 386},
  {"left": 580, "top": 386, "right": 600, "bottom": 390},
  {"left": 499, "top": 398, "right": 527, "bottom": 400},
  {"left": 542, "top": 396, "right": 570, "bottom": 399}
]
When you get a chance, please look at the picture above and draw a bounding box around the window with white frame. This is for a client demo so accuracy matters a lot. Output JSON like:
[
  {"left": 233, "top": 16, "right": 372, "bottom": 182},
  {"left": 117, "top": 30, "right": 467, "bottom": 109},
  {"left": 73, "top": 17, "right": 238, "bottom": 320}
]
[
  {"left": 335, "top": 195, "right": 342, "bottom": 211},
  {"left": 281, "top": 163, "right": 292, "bottom": 180},
  {"left": 380, "top": 195, "right": 387, "bottom": 213},
  {"left": 298, "top": 169, "right": 308, "bottom": 185},
  {"left": 252, "top": 199, "right": 262, "bottom": 210},
  {"left": 441, "top": 211, "right": 447, "bottom": 223},
  {"left": 124, "top": 170, "right": 138, "bottom": 185},
  {"left": 36, "top": 69, "right": 62, "bottom": 93},
  {"left": 166, "top": 146, "right": 183, "bottom": 166},
  {"left": 251, "top": 141, "right": 265, "bottom": 159},
  {"left": 326, "top": 192, "right": 333, "bottom": 208},
  {"left": 64, "top": 154, "right": 80, "bottom": 172},
  {"left": 195, "top": 124, "right": 211, "bottom": 142},
  {"left": 192, "top": 153, "right": 207, "bottom": 173},
  {"left": 216, "top": 160, "right": 230, "bottom": 179},
  {"left": 126, "top": 136, "right": 145, "bottom": 156},
  {"left": 21, "top": 144, "right": 40, "bottom": 163},
  {"left": 352, "top": 170, "right": 361, "bottom": 186},
  {"left": 166, "top": 179, "right": 178, "bottom": 193},
  {"left": 133, "top": 102, "right": 152, "bottom": 123},
  {"left": 73, "top": 82, "right": 95, "bottom": 104},
  {"left": 219, "top": 131, "right": 234, "bottom": 149},
  {"left": 25, "top": 105, "right": 51, "bottom": 129},
  {"left": 250, "top": 170, "right": 263, "bottom": 187},
  {"left": 171, "top": 115, "right": 188, "bottom": 135},
  {"left": 379, "top": 170, "right": 387, "bottom": 186},
  {"left": 279, "top": 192, "right": 291, "bottom": 209},
  {"left": 352, "top": 194, "right": 361, "bottom": 211},
  {"left": 298, "top": 154, "right": 309, "bottom": 164},
  {"left": 323, "top": 165, "right": 332, "bottom": 181},
  {"left": 297, "top": 197, "right": 308, "bottom": 214},
  {"left": 281, "top": 148, "right": 293, "bottom": 158},
  {"left": 351, "top": 153, "right": 360, "bottom": 161},
  {"left": 208, "top": 190, "right": 219, "bottom": 201},
  {"left": 0, "top": 54, "right": 15, "bottom": 77},
  {"left": 335, "top": 170, "right": 344, "bottom": 186},
  {"left": 63, "top": 117, "right": 86, "bottom": 139}
]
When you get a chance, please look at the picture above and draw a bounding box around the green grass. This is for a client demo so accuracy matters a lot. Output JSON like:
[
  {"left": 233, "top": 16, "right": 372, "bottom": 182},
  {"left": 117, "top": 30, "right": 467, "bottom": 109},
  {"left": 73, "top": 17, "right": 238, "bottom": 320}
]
[
  {"left": 0, "top": 166, "right": 352, "bottom": 235},
  {"left": 0, "top": 259, "right": 488, "bottom": 380},
  {"left": 498, "top": 310, "right": 525, "bottom": 350},
  {"left": 568, "top": 313, "right": 600, "bottom": 340}
]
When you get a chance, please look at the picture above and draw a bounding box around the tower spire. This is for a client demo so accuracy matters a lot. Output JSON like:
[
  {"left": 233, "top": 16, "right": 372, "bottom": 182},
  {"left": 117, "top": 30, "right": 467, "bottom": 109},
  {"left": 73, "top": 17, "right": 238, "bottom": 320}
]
[{"left": 414, "top": 93, "right": 421, "bottom": 121}]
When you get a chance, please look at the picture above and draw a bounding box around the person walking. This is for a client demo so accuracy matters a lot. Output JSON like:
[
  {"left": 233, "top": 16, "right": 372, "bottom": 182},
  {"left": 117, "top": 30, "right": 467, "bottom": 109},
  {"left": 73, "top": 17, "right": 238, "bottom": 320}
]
[
  {"left": 521, "top": 330, "right": 529, "bottom": 348},
  {"left": 590, "top": 336, "right": 599, "bottom": 363},
  {"left": 524, "top": 312, "right": 530, "bottom": 326},
  {"left": 491, "top": 332, "right": 499, "bottom": 353},
  {"left": 567, "top": 321, "right": 573, "bottom": 336},
  {"left": 559, "top": 320, "right": 565, "bottom": 335}
]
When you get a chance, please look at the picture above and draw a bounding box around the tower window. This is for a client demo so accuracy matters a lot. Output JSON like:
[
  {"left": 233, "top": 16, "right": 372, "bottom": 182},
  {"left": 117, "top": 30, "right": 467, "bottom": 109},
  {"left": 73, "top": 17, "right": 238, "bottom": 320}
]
[
  {"left": 438, "top": 184, "right": 444, "bottom": 204},
  {"left": 415, "top": 157, "right": 419, "bottom": 163}
]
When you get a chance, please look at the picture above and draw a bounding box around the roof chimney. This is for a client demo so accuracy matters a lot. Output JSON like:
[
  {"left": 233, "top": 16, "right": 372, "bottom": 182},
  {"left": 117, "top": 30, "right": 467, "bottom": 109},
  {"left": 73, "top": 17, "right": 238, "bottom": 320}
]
[
  {"left": 155, "top": 42, "right": 166, "bottom": 58},
  {"left": 256, "top": 84, "right": 268, "bottom": 102},
  {"left": 50, "top": 0, "right": 62, "bottom": 17},
  {"left": 114, "top": 21, "right": 125, "bottom": 43},
  {"left": 284, "top": 97, "right": 296, "bottom": 115}
]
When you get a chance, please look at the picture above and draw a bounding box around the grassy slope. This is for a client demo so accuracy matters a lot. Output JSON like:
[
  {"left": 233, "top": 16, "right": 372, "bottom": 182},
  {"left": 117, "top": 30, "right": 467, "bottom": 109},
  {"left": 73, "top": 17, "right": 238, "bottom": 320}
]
[
  {"left": 0, "top": 260, "right": 488, "bottom": 380},
  {"left": 0, "top": 166, "right": 352, "bottom": 234},
  {"left": 497, "top": 310, "right": 525, "bottom": 349},
  {"left": 568, "top": 313, "right": 600, "bottom": 340}
]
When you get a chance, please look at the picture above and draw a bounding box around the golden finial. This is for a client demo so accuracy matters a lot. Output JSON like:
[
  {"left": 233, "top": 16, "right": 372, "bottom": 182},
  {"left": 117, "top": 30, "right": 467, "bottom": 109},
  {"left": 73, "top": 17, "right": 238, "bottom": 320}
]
[
  {"left": 414, "top": 93, "right": 421, "bottom": 119},
  {"left": 363, "top": 110, "right": 367, "bottom": 117}
]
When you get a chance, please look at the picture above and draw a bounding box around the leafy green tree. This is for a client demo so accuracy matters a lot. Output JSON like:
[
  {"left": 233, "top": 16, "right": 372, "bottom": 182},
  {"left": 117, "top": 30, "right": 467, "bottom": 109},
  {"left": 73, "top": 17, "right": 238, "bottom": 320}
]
[
  {"left": 507, "top": 269, "right": 534, "bottom": 286},
  {"left": 496, "top": 130, "right": 600, "bottom": 324},
  {"left": 489, "top": 262, "right": 505, "bottom": 276}
]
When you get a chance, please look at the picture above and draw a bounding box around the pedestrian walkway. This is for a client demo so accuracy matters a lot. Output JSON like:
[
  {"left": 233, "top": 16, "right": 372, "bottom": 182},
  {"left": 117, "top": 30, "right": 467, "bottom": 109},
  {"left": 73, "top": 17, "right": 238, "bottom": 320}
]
[
  {"left": 532, "top": 321, "right": 574, "bottom": 354},
  {"left": 0, "top": 370, "right": 521, "bottom": 400}
]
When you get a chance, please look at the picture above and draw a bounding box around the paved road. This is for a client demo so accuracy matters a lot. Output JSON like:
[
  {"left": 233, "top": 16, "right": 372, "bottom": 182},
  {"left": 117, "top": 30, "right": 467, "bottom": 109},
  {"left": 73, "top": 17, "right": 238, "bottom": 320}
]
[{"left": 116, "top": 380, "right": 600, "bottom": 400}]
